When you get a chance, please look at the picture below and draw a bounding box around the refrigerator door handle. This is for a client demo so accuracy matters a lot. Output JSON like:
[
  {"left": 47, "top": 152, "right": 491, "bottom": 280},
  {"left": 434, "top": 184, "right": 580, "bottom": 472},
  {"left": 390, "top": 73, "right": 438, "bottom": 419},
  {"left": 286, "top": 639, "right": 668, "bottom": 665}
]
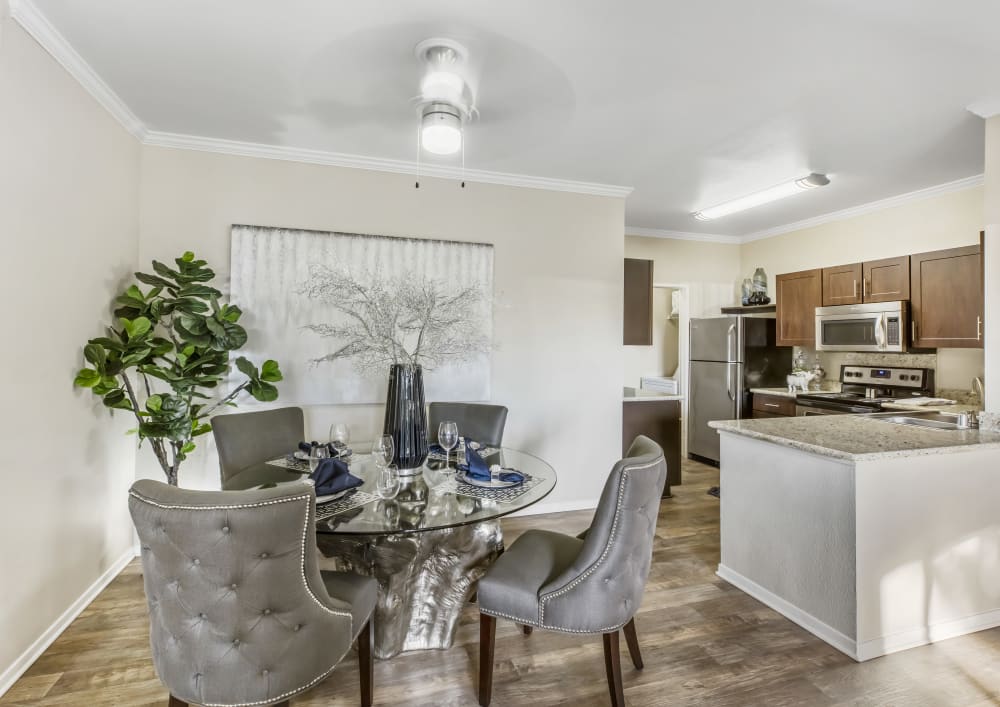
[
  {"left": 727, "top": 323, "right": 737, "bottom": 362},
  {"left": 726, "top": 364, "right": 735, "bottom": 401}
]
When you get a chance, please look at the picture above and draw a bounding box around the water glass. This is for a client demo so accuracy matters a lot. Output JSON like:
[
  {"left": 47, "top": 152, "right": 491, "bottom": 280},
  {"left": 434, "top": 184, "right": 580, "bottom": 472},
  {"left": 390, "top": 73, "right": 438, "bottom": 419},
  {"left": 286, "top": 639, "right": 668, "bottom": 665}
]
[
  {"left": 329, "top": 423, "right": 351, "bottom": 446},
  {"left": 438, "top": 420, "right": 459, "bottom": 467},
  {"left": 375, "top": 464, "right": 401, "bottom": 500},
  {"left": 373, "top": 434, "right": 395, "bottom": 469},
  {"left": 308, "top": 444, "right": 330, "bottom": 473}
]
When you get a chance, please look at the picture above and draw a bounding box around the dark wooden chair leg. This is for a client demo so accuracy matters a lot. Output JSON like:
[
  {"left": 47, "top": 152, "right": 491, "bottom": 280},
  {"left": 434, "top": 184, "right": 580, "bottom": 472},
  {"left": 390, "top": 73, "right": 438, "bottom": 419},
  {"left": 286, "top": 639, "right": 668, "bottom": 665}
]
[
  {"left": 521, "top": 625, "right": 533, "bottom": 636},
  {"left": 602, "top": 631, "right": 626, "bottom": 707},
  {"left": 358, "top": 619, "right": 373, "bottom": 707},
  {"left": 273, "top": 702, "right": 289, "bottom": 707},
  {"left": 168, "top": 697, "right": 188, "bottom": 707},
  {"left": 622, "top": 618, "right": 644, "bottom": 670},
  {"left": 479, "top": 613, "right": 496, "bottom": 706}
]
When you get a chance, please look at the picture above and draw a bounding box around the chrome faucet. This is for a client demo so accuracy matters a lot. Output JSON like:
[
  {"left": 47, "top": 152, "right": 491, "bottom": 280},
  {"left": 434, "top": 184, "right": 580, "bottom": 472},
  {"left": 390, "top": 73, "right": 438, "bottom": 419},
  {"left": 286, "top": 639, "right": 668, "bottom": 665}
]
[{"left": 973, "top": 376, "right": 985, "bottom": 403}]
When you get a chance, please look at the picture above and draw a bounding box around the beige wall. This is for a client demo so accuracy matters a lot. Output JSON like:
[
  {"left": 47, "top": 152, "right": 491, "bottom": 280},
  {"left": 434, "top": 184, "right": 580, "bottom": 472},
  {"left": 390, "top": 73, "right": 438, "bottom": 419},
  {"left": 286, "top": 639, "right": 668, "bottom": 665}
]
[
  {"left": 741, "top": 187, "right": 986, "bottom": 392},
  {"left": 624, "top": 287, "right": 679, "bottom": 388},
  {"left": 984, "top": 117, "right": 1000, "bottom": 410},
  {"left": 137, "top": 146, "right": 625, "bottom": 511},
  {"left": 0, "top": 12, "right": 140, "bottom": 688},
  {"left": 625, "top": 236, "right": 741, "bottom": 317}
]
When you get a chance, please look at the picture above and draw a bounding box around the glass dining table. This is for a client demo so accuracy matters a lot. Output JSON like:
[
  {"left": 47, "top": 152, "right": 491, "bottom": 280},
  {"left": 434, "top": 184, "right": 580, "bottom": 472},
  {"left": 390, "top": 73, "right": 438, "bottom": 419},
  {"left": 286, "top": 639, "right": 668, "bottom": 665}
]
[{"left": 224, "top": 446, "right": 557, "bottom": 659}]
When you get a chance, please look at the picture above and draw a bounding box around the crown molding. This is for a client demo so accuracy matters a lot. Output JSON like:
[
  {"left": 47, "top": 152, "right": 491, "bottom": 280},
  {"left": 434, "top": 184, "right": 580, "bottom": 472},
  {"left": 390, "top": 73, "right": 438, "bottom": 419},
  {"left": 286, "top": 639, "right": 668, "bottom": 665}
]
[
  {"left": 624, "top": 226, "right": 741, "bottom": 244},
  {"left": 143, "top": 130, "right": 634, "bottom": 198},
  {"left": 739, "top": 174, "right": 985, "bottom": 243},
  {"left": 967, "top": 99, "right": 1000, "bottom": 119},
  {"left": 9, "top": 0, "right": 146, "bottom": 140}
]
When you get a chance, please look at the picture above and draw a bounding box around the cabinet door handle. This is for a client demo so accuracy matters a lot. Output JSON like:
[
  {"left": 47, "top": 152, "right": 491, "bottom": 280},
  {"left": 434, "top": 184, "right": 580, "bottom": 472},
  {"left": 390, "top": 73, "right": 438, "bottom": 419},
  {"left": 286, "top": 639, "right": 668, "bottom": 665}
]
[
  {"left": 912, "top": 321, "right": 917, "bottom": 343},
  {"left": 853, "top": 280, "right": 858, "bottom": 298},
  {"left": 863, "top": 279, "right": 868, "bottom": 298},
  {"left": 764, "top": 403, "right": 781, "bottom": 408},
  {"left": 977, "top": 316, "right": 983, "bottom": 340}
]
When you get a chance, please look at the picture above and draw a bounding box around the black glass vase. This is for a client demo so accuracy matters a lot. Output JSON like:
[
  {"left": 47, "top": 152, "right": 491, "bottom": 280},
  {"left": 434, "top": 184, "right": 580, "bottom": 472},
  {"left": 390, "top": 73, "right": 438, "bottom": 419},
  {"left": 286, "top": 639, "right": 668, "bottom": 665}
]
[{"left": 382, "top": 363, "right": 429, "bottom": 475}]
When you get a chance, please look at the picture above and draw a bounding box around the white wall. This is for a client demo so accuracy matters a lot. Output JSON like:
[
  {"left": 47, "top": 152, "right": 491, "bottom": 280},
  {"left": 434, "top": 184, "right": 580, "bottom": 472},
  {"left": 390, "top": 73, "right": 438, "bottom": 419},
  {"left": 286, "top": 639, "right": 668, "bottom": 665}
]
[
  {"left": 740, "top": 187, "right": 986, "bottom": 393},
  {"left": 0, "top": 9, "right": 140, "bottom": 690},
  {"left": 137, "top": 146, "right": 625, "bottom": 512},
  {"left": 984, "top": 117, "right": 1000, "bottom": 412}
]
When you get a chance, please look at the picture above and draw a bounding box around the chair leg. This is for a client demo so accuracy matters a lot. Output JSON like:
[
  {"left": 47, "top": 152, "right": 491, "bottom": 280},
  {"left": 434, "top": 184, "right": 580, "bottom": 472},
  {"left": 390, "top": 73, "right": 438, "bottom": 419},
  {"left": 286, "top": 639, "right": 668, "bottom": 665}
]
[
  {"left": 602, "top": 631, "right": 626, "bottom": 707},
  {"left": 521, "top": 625, "right": 533, "bottom": 636},
  {"left": 167, "top": 697, "right": 187, "bottom": 707},
  {"left": 273, "top": 702, "right": 289, "bottom": 707},
  {"left": 358, "top": 619, "right": 373, "bottom": 707},
  {"left": 479, "top": 613, "right": 496, "bottom": 706},
  {"left": 622, "top": 618, "right": 644, "bottom": 670}
]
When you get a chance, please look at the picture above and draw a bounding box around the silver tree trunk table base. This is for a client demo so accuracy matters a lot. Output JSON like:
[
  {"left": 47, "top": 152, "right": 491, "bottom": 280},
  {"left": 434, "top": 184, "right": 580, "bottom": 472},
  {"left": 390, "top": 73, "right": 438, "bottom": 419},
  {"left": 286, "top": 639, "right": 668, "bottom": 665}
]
[{"left": 317, "top": 520, "right": 503, "bottom": 659}]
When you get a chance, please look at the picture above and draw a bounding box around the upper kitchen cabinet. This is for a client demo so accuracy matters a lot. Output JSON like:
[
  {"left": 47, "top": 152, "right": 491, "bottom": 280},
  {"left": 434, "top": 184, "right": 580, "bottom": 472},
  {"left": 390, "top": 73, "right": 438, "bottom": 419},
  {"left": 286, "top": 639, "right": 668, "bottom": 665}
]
[
  {"left": 863, "top": 255, "right": 910, "bottom": 303},
  {"left": 776, "top": 268, "right": 823, "bottom": 346},
  {"left": 623, "top": 258, "right": 653, "bottom": 345},
  {"left": 822, "top": 262, "right": 863, "bottom": 306},
  {"left": 822, "top": 256, "right": 910, "bottom": 306},
  {"left": 910, "top": 245, "right": 983, "bottom": 348}
]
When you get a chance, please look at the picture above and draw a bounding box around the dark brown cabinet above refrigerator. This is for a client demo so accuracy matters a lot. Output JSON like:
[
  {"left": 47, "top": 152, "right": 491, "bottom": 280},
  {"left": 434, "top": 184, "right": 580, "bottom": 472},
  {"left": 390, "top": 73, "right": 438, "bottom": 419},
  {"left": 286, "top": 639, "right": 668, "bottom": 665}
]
[{"left": 623, "top": 258, "right": 654, "bottom": 345}]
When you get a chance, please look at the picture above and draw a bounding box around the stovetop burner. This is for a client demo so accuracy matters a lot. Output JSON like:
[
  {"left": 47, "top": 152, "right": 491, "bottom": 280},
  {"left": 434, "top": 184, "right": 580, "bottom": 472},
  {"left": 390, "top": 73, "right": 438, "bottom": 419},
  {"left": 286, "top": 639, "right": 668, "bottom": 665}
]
[{"left": 793, "top": 364, "right": 935, "bottom": 413}]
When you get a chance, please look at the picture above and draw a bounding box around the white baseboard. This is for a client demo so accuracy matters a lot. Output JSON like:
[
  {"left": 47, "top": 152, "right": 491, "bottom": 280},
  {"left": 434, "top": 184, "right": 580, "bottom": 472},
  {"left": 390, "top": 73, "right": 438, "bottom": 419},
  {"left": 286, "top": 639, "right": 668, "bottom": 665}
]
[
  {"left": 512, "top": 499, "right": 597, "bottom": 517},
  {"left": 717, "top": 564, "right": 860, "bottom": 661},
  {"left": 0, "top": 549, "right": 134, "bottom": 698},
  {"left": 857, "top": 608, "right": 1000, "bottom": 661}
]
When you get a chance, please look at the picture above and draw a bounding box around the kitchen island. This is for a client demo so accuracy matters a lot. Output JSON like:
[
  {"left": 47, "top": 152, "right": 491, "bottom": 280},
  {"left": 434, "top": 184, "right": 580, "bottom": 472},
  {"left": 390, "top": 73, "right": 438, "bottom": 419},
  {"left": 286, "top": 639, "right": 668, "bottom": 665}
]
[{"left": 709, "top": 414, "right": 1000, "bottom": 661}]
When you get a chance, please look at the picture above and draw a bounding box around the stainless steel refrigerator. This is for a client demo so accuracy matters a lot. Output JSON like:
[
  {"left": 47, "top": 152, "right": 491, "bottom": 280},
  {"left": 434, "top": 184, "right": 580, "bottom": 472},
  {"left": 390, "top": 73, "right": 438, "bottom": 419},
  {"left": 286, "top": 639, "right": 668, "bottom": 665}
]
[{"left": 688, "top": 316, "right": 790, "bottom": 464}]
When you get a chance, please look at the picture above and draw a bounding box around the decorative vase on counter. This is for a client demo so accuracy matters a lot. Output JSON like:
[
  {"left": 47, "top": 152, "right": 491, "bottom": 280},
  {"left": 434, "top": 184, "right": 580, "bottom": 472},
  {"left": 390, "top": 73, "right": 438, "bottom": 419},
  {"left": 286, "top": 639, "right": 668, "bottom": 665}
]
[
  {"left": 752, "top": 267, "right": 768, "bottom": 296},
  {"left": 383, "top": 363, "right": 429, "bottom": 476},
  {"left": 741, "top": 278, "right": 753, "bottom": 305}
]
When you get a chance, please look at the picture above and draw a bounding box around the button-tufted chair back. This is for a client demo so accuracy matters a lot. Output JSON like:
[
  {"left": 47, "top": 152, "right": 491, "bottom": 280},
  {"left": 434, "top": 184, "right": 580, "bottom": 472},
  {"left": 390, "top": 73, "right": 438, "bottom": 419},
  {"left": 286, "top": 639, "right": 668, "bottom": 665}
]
[
  {"left": 129, "top": 479, "right": 356, "bottom": 707},
  {"left": 428, "top": 402, "right": 508, "bottom": 447},
  {"left": 537, "top": 434, "right": 667, "bottom": 632},
  {"left": 211, "top": 407, "right": 304, "bottom": 483}
]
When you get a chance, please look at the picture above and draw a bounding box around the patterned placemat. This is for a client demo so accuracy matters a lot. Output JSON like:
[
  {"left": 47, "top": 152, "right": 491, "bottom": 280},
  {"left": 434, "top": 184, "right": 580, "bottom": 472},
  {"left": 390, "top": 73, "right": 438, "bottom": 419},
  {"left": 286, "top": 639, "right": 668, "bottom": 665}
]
[
  {"left": 436, "top": 473, "right": 541, "bottom": 504},
  {"left": 315, "top": 491, "right": 379, "bottom": 521},
  {"left": 267, "top": 456, "right": 312, "bottom": 473},
  {"left": 427, "top": 446, "right": 501, "bottom": 462}
]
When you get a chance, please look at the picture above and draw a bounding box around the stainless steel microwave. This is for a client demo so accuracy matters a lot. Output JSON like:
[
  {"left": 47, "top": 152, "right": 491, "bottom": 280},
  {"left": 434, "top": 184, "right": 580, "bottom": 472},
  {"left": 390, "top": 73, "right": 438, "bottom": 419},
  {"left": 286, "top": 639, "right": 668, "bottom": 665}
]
[{"left": 815, "top": 301, "right": 908, "bottom": 352}]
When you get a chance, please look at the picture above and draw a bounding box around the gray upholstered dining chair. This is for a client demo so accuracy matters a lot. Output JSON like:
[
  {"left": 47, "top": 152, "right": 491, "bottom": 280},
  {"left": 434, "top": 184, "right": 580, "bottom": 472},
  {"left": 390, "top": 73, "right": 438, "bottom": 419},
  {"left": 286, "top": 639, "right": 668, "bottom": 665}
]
[
  {"left": 476, "top": 435, "right": 666, "bottom": 707},
  {"left": 428, "top": 402, "right": 508, "bottom": 447},
  {"left": 128, "top": 478, "right": 376, "bottom": 707},
  {"left": 212, "top": 407, "right": 304, "bottom": 484}
]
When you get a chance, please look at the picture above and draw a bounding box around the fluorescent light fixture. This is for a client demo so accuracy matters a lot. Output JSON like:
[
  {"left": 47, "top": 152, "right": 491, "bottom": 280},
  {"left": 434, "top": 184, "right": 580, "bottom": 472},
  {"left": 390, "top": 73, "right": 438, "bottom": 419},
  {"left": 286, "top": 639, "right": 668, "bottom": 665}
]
[
  {"left": 693, "top": 173, "right": 830, "bottom": 221},
  {"left": 421, "top": 103, "right": 463, "bottom": 155}
]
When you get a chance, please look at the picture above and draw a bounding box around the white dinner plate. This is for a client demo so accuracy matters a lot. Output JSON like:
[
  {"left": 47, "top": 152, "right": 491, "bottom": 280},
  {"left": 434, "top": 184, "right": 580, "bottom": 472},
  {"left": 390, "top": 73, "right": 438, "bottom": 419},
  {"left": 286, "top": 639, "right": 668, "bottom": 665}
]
[
  {"left": 456, "top": 471, "right": 521, "bottom": 489},
  {"left": 316, "top": 488, "right": 352, "bottom": 504}
]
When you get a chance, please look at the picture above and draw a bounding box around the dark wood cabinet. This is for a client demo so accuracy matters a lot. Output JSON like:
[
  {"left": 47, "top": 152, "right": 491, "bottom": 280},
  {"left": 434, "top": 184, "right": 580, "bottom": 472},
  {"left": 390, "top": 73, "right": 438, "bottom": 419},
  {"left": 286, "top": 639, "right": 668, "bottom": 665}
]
[
  {"left": 622, "top": 399, "right": 681, "bottom": 496},
  {"left": 822, "top": 263, "right": 863, "bottom": 306},
  {"left": 776, "top": 268, "right": 823, "bottom": 347},
  {"left": 623, "top": 258, "right": 653, "bottom": 345},
  {"left": 910, "top": 245, "right": 982, "bottom": 348},
  {"left": 863, "top": 255, "right": 910, "bottom": 303},
  {"left": 751, "top": 393, "right": 796, "bottom": 417}
]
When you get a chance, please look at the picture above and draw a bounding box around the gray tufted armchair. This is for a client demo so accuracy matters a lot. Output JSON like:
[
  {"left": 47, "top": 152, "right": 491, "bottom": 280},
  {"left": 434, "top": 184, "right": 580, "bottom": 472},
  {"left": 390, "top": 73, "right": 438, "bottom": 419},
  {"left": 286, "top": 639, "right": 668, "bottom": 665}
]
[
  {"left": 211, "top": 407, "right": 304, "bottom": 485},
  {"left": 476, "top": 435, "right": 666, "bottom": 707},
  {"left": 428, "top": 402, "right": 509, "bottom": 447},
  {"left": 129, "top": 478, "right": 376, "bottom": 707}
]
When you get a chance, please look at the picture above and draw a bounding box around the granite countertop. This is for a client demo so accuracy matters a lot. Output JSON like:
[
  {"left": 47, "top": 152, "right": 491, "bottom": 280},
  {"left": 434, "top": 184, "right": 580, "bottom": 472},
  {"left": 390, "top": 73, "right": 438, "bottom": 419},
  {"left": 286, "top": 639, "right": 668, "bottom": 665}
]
[
  {"left": 709, "top": 414, "right": 1000, "bottom": 462},
  {"left": 623, "top": 387, "right": 684, "bottom": 402},
  {"left": 880, "top": 400, "right": 982, "bottom": 415},
  {"left": 749, "top": 387, "right": 799, "bottom": 399}
]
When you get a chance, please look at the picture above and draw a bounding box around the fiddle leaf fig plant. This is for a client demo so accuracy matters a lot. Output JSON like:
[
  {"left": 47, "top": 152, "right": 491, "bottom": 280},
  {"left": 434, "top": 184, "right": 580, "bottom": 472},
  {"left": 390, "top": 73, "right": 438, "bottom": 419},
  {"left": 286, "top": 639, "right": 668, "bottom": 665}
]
[{"left": 74, "top": 251, "right": 283, "bottom": 485}]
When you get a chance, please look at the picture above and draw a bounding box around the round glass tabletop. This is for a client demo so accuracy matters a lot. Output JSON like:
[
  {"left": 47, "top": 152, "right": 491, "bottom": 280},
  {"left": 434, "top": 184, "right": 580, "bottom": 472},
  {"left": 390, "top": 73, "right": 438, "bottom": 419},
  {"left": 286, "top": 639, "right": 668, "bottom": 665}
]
[{"left": 224, "top": 446, "right": 557, "bottom": 536}]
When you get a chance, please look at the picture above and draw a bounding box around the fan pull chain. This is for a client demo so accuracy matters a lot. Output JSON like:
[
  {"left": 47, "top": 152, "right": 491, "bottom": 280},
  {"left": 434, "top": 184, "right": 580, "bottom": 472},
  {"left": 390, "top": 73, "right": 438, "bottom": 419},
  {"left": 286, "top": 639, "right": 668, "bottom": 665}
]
[
  {"left": 415, "top": 125, "right": 421, "bottom": 189},
  {"left": 461, "top": 131, "right": 466, "bottom": 188}
]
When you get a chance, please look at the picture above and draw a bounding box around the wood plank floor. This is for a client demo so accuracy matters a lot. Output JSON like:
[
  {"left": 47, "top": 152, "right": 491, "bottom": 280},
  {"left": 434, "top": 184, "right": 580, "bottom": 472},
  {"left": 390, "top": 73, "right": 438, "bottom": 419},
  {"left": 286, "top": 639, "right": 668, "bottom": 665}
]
[{"left": 5, "top": 459, "right": 1000, "bottom": 706}]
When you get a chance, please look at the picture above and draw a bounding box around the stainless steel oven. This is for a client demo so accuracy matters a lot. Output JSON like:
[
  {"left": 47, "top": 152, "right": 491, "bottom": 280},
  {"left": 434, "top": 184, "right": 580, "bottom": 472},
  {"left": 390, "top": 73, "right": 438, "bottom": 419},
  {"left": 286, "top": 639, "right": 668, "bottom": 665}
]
[
  {"left": 794, "top": 399, "right": 875, "bottom": 416},
  {"left": 815, "top": 301, "right": 908, "bottom": 353}
]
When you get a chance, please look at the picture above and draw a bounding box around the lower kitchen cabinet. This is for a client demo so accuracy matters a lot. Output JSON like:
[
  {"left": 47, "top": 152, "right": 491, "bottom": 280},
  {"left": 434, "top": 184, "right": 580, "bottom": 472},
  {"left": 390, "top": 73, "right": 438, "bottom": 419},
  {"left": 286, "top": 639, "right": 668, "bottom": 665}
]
[
  {"left": 751, "top": 393, "right": 795, "bottom": 418},
  {"left": 622, "top": 399, "right": 681, "bottom": 497}
]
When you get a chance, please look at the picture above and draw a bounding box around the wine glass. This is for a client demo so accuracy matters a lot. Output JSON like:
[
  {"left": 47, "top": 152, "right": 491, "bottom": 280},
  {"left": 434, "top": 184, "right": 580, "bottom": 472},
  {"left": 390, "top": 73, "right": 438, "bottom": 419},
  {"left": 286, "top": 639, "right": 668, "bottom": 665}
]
[
  {"left": 372, "top": 434, "right": 395, "bottom": 469},
  {"left": 375, "top": 464, "right": 401, "bottom": 500},
  {"left": 329, "top": 423, "right": 351, "bottom": 448},
  {"left": 438, "top": 421, "right": 459, "bottom": 469},
  {"left": 308, "top": 444, "right": 330, "bottom": 473}
]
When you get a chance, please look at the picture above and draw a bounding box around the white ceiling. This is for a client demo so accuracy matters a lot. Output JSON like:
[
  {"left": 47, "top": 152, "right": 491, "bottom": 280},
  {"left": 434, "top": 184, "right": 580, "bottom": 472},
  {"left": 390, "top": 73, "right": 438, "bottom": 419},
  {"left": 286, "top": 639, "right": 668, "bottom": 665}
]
[{"left": 24, "top": 0, "right": 1000, "bottom": 236}]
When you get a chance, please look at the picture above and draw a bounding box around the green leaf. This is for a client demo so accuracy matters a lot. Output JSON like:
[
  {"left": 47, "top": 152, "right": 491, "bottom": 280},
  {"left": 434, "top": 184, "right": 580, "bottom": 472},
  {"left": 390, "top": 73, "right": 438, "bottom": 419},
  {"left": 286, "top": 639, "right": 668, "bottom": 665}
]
[
  {"left": 249, "top": 380, "right": 279, "bottom": 402},
  {"left": 74, "top": 368, "right": 101, "bottom": 388},
  {"left": 120, "top": 316, "right": 152, "bottom": 340},
  {"left": 88, "top": 336, "right": 125, "bottom": 352},
  {"left": 145, "top": 394, "right": 163, "bottom": 413},
  {"left": 152, "top": 260, "right": 181, "bottom": 281},
  {"left": 134, "top": 272, "right": 174, "bottom": 289},
  {"left": 192, "top": 423, "right": 213, "bottom": 437},
  {"left": 180, "top": 441, "right": 196, "bottom": 454},
  {"left": 125, "top": 284, "right": 144, "bottom": 301},
  {"left": 83, "top": 343, "right": 107, "bottom": 371},
  {"left": 181, "top": 251, "right": 195, "bottom": 262},
  {"left": 260, "top": 359, "right": 283, "bottom": 382},
  {"left": 235, "top": 356, "right": 257, "bottom": 380},
  {"left": 102, "top": 389, "right": 131, "bottom": 410}
]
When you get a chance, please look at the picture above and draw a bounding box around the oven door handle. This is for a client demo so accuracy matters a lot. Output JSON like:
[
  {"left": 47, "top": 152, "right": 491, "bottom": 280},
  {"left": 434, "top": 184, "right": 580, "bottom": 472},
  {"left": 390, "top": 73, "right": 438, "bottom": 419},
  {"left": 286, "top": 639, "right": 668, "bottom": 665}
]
[{"left": 875, "top": 313, "right": 886, "bottom": 350}]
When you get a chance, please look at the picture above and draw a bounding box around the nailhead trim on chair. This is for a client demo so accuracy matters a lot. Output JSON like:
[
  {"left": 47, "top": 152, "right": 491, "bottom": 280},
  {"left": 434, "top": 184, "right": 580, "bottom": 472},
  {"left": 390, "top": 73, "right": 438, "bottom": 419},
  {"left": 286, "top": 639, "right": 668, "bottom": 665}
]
[
  {"left": 537, "top": 456, "right": 662, "bottom": 626},
  {"left": 129, "top": 490, "right": 356, "bottom": 707}
]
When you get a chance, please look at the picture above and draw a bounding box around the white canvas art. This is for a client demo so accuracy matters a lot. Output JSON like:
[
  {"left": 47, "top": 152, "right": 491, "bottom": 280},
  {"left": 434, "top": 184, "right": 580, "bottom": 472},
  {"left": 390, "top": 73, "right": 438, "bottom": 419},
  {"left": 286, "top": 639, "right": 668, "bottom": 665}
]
[{"left": 230, "top": 225, "right": 493, "bottom": 404}]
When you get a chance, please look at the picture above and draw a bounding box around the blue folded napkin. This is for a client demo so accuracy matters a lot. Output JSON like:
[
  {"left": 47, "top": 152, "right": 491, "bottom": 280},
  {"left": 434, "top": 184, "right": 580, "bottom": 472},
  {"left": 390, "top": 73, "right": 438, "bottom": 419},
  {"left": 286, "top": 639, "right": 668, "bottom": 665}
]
[
  {"left": 310, "top": 457, "right": 363, "bottom": 497},
  {"left": 458, "top": 440, "right": 524, "bottom": 485}
]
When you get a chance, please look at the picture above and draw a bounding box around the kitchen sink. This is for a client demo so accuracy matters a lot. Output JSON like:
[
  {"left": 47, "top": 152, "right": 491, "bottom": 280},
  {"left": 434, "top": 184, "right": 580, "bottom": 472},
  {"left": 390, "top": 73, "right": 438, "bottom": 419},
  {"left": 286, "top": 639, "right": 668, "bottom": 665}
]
[{"left": 869, "top": 410, "right": 976, "bottom": 431}]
